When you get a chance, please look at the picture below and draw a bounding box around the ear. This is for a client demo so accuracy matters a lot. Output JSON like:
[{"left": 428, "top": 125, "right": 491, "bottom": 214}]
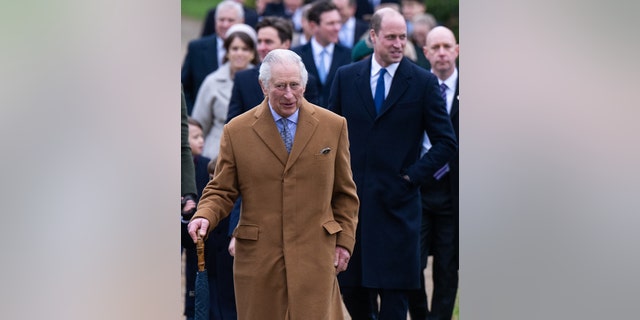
[
  {"left": 369, "top": 29, "right": 376, "bottom": 45},
  {"left": 259, "top": 80, "right": 268, "bottom": 96}
]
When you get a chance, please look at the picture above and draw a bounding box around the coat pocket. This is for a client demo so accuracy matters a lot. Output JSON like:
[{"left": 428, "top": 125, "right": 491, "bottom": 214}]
[
  {"left": 322, "top": 221, "right": 343, "bottom": 235},
  {"left": 233, "top": 224, "right": 259, "bottom": 240}
]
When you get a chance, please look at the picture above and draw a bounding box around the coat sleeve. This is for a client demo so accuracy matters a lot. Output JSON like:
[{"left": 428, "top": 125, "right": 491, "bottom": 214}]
[
  {"left": 327, "top": 67, "right": 342, "bottom": 115},
  {"left": 191, "top": 75, "right": 216, "bottom": 137},
  {"left": 192, "top": 125, "right": 240, "bottom": 232},
  {"left": 181, "top": 86, "right": 197, "bottom": 197},
  {"left": 331, "top": 117, "right": 360, "bottom": 254},
  {"left": 405, "top": 75, "right": 458, "bottom": 185}
]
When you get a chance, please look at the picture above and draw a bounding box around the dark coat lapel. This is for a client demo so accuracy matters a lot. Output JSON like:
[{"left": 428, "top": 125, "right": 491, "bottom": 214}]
[
  {"left": 354, "top": 58, "right": 377, "bottom": 120},
  {"left": 450, "top": 76, "right": 459, "bottom": 121},
  {"left": 203, "top": 35, "right": 219, "bottom": 71},
  {"left": 299, "top": 44, "right": 319, "bottom": 80},
  {"left": 378, "top": 58, "right": 411, "bottom": 117}
]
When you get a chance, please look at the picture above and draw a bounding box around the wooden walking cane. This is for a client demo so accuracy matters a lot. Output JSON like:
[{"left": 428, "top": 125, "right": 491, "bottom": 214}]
[{"left": 194, "top": 234, "right": 210, "bottom": 320}]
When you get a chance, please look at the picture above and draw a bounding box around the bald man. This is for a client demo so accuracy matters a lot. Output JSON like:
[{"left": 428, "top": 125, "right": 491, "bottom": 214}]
[{"left": 408, "top": 26, "right": 459, "bottom": 320}]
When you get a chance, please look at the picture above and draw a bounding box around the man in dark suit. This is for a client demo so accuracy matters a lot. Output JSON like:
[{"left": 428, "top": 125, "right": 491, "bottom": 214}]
[
  {"left": 408, "top": 26, "right": 460, "bottom": 320},
  {"left": 226, "top": 16, "right": 319, "bottom": 122},
  {"left": 200, "top": 0, "right": 259, "bottom": 37},
  {"left": 292, "top": 0, "right": 351, "bottom": 108},
  {"left": 181, "top": 0, "right": 243, "bottom": 114},
  {"left": 328, "top": 8, "right": 457, "bottom": 319},
  {"left": 333, "top": 0, "right": 370, "bottom": 48}
]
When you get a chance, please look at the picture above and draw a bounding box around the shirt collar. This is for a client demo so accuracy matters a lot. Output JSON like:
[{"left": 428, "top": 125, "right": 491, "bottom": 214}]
[
  {"left": 268, "top": 102, "right": 300, "bottom": 125},
  {"left": 311, "top": 38, "right": 335, "bottom": 57},
  {"left": 344, "top": 17, "right": 355, "bottom": 30},
  {"left": 432, "top": 67, "right": 458, "bottom": 90},
  {"left": 216, "top": 36, "right": 224, "bottom": 50},
  {"left": 371, "top": 57, "right": 400, "bottom": 78}
]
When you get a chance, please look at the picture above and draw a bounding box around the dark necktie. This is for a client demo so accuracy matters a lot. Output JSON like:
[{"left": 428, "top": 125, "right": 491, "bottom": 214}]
[
  {"left": 439, "top": 82, "right": 448, "bottom": 106},
  {"left": 278, "top": 118, "right": 292, "bottom": 153},
  {"left": 374, "top": 68, "right": 387, "bottom": 114}
]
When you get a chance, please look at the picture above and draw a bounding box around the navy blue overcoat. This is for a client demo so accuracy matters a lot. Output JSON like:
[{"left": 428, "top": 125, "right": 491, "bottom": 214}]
[{"left": 328, "top": 57, "right": 457, "bottom": 289}]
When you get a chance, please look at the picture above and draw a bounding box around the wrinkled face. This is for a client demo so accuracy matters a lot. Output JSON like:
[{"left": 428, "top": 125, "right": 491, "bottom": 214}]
[
  {"left": 261, "top": 63, "right": 305, "bottom": 118},
  {"left": 227, "top": 37, "right": 255, "bottom": 71},
  {"left": 257, "top": 27, "right": 290, "bottom": 61},
  {"left": 332, "top": 0, "right": 355, "bottom": 24},
  {"left": 424, "top": 28, "right": 459, "bottom": 77},
  {"left": 216, "top": 7, "right": 241, "bottom": 39},
  {"left": 371, "top": 13, "right": 407, "bottom": 67},
  {"left": 312, "top": 10, "right": 342, "bottom": 46},
  {"left": 188, "top": 124, "right": 204, "bottom": 156}
]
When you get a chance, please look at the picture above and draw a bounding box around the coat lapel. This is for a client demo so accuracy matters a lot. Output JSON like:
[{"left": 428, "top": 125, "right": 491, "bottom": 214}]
[
  {"left": 284, "top": 100, "right": 319, "bottom": 173},
  {"left": 251, "top": 99, "right": 289, "bottom": 166},
  {"left": 450, "top": 77, "right": 459, "bottom": 120},
  {"left": 378, "top": 58, "right": 410, "bottom": 117},
  {"left": 354, "top": 59, "right": 377, "bottom": 120},
  {"left": 301, "top": 45, "right": 320, "bottom": 81}
]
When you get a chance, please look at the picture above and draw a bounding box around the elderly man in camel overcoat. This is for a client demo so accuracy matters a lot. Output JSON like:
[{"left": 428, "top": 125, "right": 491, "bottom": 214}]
[{"left": 189, "top": 49, "right": 359, "bottom": 320}]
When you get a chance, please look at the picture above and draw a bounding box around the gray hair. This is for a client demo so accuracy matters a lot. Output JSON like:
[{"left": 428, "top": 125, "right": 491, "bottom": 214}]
[
  {"left": 259, "top": 49, "right": 308, "bottom": 89},
  {"left": 215, "top": 0, "right": 244, "bottom": 21},
  {"left": 412, "top": 13, "right": 437, "bottom": 30}
]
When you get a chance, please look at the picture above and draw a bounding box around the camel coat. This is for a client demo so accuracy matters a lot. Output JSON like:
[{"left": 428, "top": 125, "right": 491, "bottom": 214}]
[{"left": 193, "top": 98, "right": 359, "bottom": 320}]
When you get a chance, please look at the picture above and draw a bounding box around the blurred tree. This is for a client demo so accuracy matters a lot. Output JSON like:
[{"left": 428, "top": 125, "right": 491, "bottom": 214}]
[
  {"left": 182, "top": 0, "right": 459, "bottom": 40},
  {"left": 426, "top": 0, "right": 459, "bottom": 40}
]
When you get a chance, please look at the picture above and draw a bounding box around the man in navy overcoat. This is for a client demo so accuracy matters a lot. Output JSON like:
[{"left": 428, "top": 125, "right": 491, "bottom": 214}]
[{"left": 328, "top": 8, "right": 457, "bottom": 319}]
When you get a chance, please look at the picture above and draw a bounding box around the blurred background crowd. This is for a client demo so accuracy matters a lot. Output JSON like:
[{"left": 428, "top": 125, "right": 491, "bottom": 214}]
[{"left": 180, "top": 0, "right": 459, "bottom": 319}]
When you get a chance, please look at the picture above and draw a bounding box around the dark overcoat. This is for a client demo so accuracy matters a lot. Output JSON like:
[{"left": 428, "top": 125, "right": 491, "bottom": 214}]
[{"left": 328, "top": 57, "right": 457, "bottom": 289}]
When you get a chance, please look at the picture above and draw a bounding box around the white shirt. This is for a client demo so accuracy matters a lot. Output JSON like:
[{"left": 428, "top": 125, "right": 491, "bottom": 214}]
[
  {"left": 311, "top": 38, "right": 335, "bottom": 75},
  {"left": 339, "top": 17, "right": 356, "bottom": 48},
  {"left": 269, "top": 103, "right": 299, "bottom": 140},
  {"left": 216, "top": 36, "right": 225, "bottom": 67},
  {"left": 290, "top": 8, "right": 304, "bottom": 32},
  {"left": 421, "top": 68, "right": 458, "bottom": 155},
  {"left": 370, "top": 58, "right": 400, "bottom": 100}
]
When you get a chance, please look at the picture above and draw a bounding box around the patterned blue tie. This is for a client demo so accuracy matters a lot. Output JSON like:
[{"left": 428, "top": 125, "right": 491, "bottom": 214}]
[
  {"left": 439, "top": 82, "right": 448, "bottom": 104},
  {"left": 278, "top": 118, "right": 293, "bottom": 153},
  {"left": 374, "top": 68, "right": 387, "bottom": 114},
  {"left": 318, "top": 49, "right": 328, "bottom": 84}
]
